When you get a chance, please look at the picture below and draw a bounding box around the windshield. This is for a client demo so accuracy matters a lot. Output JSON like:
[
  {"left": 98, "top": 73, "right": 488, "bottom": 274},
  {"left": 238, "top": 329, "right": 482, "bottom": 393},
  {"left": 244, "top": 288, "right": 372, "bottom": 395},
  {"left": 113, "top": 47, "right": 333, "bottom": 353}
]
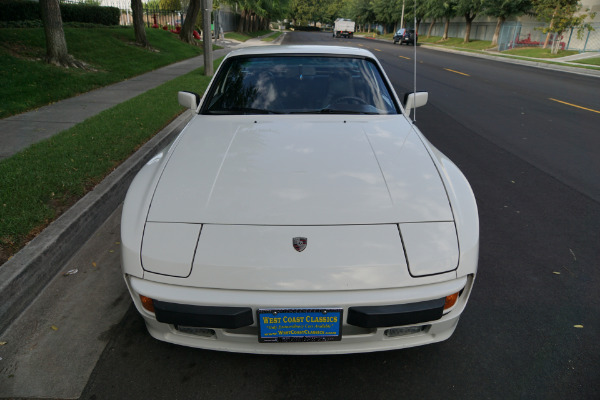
[{"left": 201, "top": 55, "right": 399, "bottom": 115}]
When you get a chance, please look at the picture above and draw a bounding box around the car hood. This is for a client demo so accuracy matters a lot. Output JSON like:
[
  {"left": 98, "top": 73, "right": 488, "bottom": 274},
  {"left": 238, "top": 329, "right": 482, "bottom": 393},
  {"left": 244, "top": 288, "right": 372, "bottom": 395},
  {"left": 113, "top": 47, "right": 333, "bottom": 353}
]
[{"left": 147, "top": 115, "right": 453, "bottom": 225}]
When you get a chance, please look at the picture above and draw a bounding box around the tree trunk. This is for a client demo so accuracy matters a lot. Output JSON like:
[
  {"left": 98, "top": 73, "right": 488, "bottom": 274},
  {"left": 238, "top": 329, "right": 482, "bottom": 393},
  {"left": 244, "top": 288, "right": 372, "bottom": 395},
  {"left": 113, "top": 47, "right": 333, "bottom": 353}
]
[
  {"left": 131, "top": 0, "right": 149, "bottom": 47},
  {"left": 237, "top": 9, "right": 246, "bottom": 32},
  {"left": 491, "top": 16, "right": 505, "bottom": 47},
  {"left": 443, "top": 18, "right": 450, "bottom": 40},
  {"left": 39, "top": 0, "right": 83, "bottom": 68},
  {"left": 427, "top": 18, "right": 435, "bottom": 38},
  {"left": 551, "top": 31, "right": 563, "bottom": 54},
  {"left": 180, "top": 0, "right": 201, "bottom": 44},
  {"left": 543, "top": 5, "right": 559, "bottom": 49},
  {"left": 464, "top": 13, "right": 476, "bottom": 43},
  {"left": 245, "top": 11, "right": 252, "bottom": 32},
  {"left": 416, "top": 18, "right": 421, "bottom": 34}
]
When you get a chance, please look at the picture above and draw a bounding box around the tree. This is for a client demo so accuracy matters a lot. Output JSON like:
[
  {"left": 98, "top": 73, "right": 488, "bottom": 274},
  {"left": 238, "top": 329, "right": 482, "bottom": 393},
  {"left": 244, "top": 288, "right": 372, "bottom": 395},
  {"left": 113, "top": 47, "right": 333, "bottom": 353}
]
[
  {"left": 404, "top": 0, "right": 427, "bottom": 33},
  {"left": 533, "top": 0, "right": 596, "bottom": 53},
  {"left": 144, "top": 0, "right": 161, "bottom": 9},
  {"left": 39, "top": 0, "right": 85, "bottom": 68},
  {"left": 484, "top": 0, "right": 532, "bottom": 46},
  {"left": 180, "top": 0, "right": 201, "bottom": 43},
  {"left": 160, "top": 0, "right": 182, "bottom": 9},
  {"left": 324, "top": 0, "right": 353, "bottom": 23},
  {"left": 373, "top": 0, "right": 403, "bottom": 34},
  {"left": 423, "top": 0, "right": 445, "bottom": 37},
  {"left": 456, "top": 0, "right": 483, "bottom": 42},
  {"left": 290, "top": 0, "right": 322, "bottom": 26},
  {"left": 350, "top": 0, "right": 376, "bottom": 32},
  {"left": 228, "top": 0, "right": 286, "bottom": 32},
  {"left": 131, "top": 0, "right": 150, "bottom": 47},
  {"left": 440, "top": 0, "right": 457, "bottom": 39}
]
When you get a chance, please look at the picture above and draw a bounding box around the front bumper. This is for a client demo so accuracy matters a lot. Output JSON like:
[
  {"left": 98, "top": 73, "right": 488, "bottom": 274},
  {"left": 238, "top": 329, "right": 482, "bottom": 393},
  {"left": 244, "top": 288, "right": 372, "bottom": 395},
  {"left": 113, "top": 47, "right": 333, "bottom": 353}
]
[{"left": 126, "top": 274, "right": 474, "bottom": 354}]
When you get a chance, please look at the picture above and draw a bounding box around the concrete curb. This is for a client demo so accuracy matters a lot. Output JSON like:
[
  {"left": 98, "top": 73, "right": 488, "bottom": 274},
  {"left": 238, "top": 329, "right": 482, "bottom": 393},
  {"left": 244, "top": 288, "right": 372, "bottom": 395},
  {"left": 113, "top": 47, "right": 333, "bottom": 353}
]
[
  {"left": 0, "top": 111, "right": 193, "bottom": 334},
  {"left": 358, "top": 34, "right": 600, "bottom": 78},
  {"left": 419, "top": 44, "right": 600, "bottom": 78}
]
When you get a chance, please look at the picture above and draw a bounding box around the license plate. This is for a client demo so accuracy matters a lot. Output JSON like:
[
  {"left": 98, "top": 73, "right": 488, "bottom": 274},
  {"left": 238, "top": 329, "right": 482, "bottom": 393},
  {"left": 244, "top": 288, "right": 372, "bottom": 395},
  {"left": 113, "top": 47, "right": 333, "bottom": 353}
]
[{"left": 258, "top": 308, "right": 343, "bottom": 343}]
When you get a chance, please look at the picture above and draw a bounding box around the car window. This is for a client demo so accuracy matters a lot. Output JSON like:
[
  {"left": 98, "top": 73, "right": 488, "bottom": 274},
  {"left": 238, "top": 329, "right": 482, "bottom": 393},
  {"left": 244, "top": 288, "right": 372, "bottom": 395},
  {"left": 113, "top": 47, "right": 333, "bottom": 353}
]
[{"left": 202, "top": 55, "right": 399, "bottom": 115}]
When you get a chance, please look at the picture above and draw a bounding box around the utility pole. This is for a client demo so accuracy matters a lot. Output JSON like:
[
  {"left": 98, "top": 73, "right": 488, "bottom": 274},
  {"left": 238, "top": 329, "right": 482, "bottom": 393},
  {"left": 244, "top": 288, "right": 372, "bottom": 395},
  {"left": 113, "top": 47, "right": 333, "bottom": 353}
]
[
  {"left": 400, "top": 0, "right": 405, "bottom": 29},
  {"left": 202, "top": 0, "right": 213, "bottom": 76}
]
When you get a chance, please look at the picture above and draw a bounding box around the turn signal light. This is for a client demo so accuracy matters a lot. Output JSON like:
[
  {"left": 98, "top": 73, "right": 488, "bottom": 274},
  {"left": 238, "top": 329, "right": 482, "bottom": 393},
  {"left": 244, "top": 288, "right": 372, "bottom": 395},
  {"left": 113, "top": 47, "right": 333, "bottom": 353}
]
[
  {"left": 140, "top": 295, "right": 155, "bottom": 313},
  {"left": 444, "top": 292, "right": 459, "bottom": 310}
]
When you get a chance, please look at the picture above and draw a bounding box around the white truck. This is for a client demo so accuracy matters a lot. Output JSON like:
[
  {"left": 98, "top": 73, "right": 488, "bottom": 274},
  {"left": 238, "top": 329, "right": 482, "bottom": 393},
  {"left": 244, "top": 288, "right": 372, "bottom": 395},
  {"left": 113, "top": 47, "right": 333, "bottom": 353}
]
[{"left": 333, "top": 18, "right": 355, "bottom": 38}]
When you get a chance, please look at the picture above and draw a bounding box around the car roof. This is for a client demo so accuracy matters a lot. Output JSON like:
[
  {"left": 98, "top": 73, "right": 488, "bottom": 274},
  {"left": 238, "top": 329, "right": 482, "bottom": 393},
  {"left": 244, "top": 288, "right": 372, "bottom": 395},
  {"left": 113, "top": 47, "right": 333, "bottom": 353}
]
[{"left": 225, "top": 45, "right": 376, "bottom": 60}]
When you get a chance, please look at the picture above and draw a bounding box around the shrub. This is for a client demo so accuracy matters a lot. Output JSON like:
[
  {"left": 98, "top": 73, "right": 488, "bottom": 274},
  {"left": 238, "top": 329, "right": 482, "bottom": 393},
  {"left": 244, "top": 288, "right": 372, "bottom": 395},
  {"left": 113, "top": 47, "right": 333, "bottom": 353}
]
[
  {"left": 0, "top": 0, "right": 40, "bottom": 22},
  {"left": 0, "top": 0, "right": 120, "bottom": 26},
  {"left": 292, "top": 25, "right": 321, "bottom": 32},
  {"left": 61, "top": 3, "right": 120, "bottom": 26}
]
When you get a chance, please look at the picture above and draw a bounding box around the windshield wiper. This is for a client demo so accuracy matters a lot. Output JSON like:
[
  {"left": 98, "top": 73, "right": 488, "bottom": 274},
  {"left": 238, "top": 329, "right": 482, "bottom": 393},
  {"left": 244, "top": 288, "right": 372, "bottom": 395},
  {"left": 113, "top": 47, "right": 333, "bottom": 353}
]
[
  {"left": 290, "top": 108, "right": 378, "bottom": 115},
  {"left": 228, "top": 107, "right": 283, "bottom": 114}
]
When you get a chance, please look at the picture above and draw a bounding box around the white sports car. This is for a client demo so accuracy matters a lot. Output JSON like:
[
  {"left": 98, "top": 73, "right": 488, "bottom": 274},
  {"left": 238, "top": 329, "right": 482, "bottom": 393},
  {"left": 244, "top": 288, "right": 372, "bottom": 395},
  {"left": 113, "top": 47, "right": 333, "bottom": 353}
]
[{"left": 121, "top": 45, "right": 478, "bottom": 354}]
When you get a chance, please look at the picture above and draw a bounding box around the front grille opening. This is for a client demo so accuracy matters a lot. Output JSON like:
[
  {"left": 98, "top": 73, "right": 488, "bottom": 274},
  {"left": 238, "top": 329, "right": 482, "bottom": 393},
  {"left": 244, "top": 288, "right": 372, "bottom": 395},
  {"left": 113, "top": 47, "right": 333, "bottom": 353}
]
[
  {"left": 175, "top": 326, "right": 216, "bottom": 337},
  {"left": 384, "top": 325, "right": 428, "bottom": 337}
]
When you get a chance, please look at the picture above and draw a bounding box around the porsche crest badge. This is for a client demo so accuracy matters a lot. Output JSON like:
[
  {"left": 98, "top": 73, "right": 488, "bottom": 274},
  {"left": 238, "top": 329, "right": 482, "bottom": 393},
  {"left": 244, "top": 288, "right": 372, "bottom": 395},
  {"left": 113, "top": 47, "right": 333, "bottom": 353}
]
[{"left": 293, "top": 237, "right": 307, "bottom": 252}]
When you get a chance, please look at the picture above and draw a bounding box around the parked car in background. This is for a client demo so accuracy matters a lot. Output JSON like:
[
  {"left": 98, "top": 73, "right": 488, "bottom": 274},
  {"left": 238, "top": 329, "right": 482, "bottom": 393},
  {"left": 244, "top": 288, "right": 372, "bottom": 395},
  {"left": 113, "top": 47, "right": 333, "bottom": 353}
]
[{"left": 394, "top": 28, "right": 417, "bottom": 45}]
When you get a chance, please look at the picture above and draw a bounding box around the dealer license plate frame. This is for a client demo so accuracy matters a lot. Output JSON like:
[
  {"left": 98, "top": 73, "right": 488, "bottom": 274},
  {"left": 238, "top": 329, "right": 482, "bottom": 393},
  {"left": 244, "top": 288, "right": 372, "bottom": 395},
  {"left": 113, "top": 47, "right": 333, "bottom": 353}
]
[{"left": 257, "top": 308, "right": 343, "bottom": 343}]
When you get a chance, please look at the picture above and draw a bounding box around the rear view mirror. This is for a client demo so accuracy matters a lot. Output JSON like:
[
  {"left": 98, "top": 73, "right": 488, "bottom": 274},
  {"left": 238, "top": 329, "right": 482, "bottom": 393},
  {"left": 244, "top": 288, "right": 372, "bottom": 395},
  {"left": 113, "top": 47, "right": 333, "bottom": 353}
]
[
  {"left": 178, "top": 91, "right": 200, "bottom": 110},
  {"left": 403, "top": 92, "right": 428, "bottom": 114}
]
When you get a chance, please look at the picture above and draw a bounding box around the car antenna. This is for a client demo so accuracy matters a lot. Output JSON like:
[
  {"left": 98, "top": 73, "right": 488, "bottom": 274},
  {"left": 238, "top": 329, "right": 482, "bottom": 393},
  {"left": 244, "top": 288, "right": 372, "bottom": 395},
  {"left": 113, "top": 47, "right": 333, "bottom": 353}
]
[{"left": 412, "top": 4, "right": 417, "bottom": 124}]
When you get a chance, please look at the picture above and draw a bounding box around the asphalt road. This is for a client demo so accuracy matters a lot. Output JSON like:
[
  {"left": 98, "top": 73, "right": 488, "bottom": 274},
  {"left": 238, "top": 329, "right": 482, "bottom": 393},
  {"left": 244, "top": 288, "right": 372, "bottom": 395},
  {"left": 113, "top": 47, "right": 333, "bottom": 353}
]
[
  {"left": 76, "top": 32, "right": 600, "bottom": 399},
  {"left": 5, "top": 32, "right": 598, "bottom": 399}
]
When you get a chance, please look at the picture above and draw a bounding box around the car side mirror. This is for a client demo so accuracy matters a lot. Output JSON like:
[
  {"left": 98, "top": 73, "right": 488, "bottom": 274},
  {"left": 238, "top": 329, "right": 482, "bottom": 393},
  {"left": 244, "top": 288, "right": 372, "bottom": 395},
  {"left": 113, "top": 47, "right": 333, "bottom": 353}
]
[
  {"left": 178, "top": 91, "right": 200, "bottom": 110},
  {"left": 403, "top": 92, "right": 428, "bottom": 114}
]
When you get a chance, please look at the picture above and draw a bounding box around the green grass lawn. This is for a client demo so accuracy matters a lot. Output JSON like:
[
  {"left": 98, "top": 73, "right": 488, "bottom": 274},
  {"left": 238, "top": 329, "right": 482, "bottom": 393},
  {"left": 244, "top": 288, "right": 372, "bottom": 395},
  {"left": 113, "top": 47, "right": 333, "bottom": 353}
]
[
  {"left": 502, "top": 47, "right": 578, "bottom": 58},
  {"left": 0, "top": 58, "right": 223, "bottom": 264},
  {"left": 0, "top": 26, "right": 211, "bottom": 119},
  {"left": 573, "top": 57, "right": 600, "bottom": 66},
  {"left": 420, "top": 36, "right": 495, "bottom": 50},
  {"left": 225, "top": 30, "right": 272, "bottom": 42},
  {"left": 261, "top": 31, "right": 283, "bottom": 42}
]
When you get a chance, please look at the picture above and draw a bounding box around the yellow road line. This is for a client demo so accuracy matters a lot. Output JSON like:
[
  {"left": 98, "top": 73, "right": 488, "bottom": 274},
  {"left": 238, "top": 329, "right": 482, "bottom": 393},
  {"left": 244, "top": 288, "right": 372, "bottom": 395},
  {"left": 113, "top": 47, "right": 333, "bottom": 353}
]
[
  {"left": 398, "top": 56, "right": 411, "bottom": 60},
  {"left": 374, "top": 48, "right": 382, "bottom": 52},
  {"left": 549, "top": 98, "right": 600, "bottom": 114},
  {"left": 444, "top": 68, "right": 470, "bottom": 76}
]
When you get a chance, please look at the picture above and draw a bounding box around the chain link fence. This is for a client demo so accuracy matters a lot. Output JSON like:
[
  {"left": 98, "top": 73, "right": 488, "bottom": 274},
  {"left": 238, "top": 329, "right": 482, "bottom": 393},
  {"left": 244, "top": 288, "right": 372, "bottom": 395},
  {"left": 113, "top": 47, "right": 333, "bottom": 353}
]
[
  {"left": 422, "top": 21, "right": 497, "bottom": 41},
  {"left": 498, "top": 22, "right": 600, "bottom": 52}
]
